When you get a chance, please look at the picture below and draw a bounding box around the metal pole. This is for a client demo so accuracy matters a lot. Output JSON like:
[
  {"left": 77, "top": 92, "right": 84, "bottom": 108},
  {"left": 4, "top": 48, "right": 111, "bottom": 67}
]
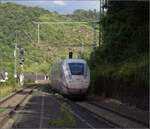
[
  {"left": 35, "top": 63, "right": 37, "bottom": 83},
  {"left": 36, "top": 24, "right": 40, "bottom": 83},
  {"left": 38, "top": 24, "right": 40, "bottom": 44},
  {"left": 14, "top": 31, "right": 18, "bottom": 87},
  {"left": 99, "top": 22, "right": 101, "bottom": 48},
  {"left": 99, "top": 0, "right": 102, "bottom": 48},
  {"left": 14, "top": 44, "right": 17, "bottom": 78},
  {"left": 81, "top": 39, "right": 84, "bottom": 54},
  {"left": 102, "top": 0, "right": 104, "bottom": 17},
  {"left": 100, "top": 0, "right": 102, "bottom": 19},
  {"left": 78, "top": 50, "right": 81, "bottom": 58},
  {"left": 35, "top": 62, "right": 38, "bottom": 83},
  {"left": 93, "top": 25, "right": 97, "bottom": 50},
  {"left": 14, "top": 32, "right": 17, "bottom": 78}
]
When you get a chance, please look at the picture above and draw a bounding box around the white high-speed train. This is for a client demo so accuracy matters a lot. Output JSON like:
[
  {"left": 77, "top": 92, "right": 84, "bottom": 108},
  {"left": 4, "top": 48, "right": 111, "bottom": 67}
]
[{"left": 50, "top": 59, "right": 90, "bottom": 97}]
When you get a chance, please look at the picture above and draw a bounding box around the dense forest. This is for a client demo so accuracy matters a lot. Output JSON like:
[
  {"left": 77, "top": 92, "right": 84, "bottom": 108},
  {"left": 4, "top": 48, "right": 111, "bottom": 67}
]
[
  {"left": 0, "top": 2, "right": 99, "bottom": 74},
  {"left": 87, "top": 1, "right": 149, "bottom": 110}
]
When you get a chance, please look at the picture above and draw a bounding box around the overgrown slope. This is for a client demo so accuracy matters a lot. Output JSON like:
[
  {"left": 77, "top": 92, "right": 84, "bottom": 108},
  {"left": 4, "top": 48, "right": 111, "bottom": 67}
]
[
  {"left": 87, "top": 1, "right": 149, "bottom": 110},
  {"left": 0, "top": 2, "right": 99, "bottom": 74}
]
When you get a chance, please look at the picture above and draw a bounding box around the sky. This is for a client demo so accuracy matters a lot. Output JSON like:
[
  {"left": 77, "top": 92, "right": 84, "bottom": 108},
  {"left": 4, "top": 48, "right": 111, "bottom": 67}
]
[{"left": 2, "top": 0, "right": 100, "bottom": 14}]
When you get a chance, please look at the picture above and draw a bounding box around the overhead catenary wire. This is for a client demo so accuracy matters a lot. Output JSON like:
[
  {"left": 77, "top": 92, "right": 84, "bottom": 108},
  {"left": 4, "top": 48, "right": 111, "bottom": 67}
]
[
  {"left": 32, "top": 21, "right": 100, "bottom": 56},
  {"left": 32, "top": 21, "right": 100, "bottom": 24}
]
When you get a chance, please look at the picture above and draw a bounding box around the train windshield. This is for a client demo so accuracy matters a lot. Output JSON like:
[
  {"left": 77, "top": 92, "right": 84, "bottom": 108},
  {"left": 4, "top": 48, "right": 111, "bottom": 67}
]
[{"left": 68, "top": 63, "right": 84, "bottom": 75}]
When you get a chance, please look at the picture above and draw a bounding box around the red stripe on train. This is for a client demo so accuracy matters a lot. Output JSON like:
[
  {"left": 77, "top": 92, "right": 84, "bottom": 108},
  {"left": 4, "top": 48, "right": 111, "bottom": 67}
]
[{"left": 50, "top": 79, "right": 88, "bottom": 91}]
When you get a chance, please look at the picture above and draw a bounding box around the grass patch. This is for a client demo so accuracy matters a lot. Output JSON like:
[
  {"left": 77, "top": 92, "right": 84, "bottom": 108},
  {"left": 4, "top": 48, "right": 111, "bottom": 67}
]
[
  {"left": 13, "top": 116, "right": 17, "bottom": 122},
  {"left": 104, "top": 98, "right": 122, "bottom": 105},
  {"left": 55, "top": 93, "right": 64, "bottom": 99},
  {"left": 0, "top": 84, "right": 21, "bottom": 98},
  {"left": 0, "top": 108, "right": 5, "bottom": 114},
  {"left": 49, "top": 102, "right": 76, "bottom": 127},
  {"left": 0, "top": 77, "right": 22, "bottom": 98}
]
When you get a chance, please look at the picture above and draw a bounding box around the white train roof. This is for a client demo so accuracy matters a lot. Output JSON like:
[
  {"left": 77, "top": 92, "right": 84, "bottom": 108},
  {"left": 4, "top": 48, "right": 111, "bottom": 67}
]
[{"left": 63, "top": 59, "right": 87, "bottom": 64}]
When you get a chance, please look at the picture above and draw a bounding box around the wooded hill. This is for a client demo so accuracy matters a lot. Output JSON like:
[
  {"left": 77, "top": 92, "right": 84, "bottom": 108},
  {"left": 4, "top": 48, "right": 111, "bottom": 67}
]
[
  {"left": 87, "top": 1, "right": 149, "bottom": 110},
  {"left": 0, "top": 2, "right": 99, "bottom": 74}
]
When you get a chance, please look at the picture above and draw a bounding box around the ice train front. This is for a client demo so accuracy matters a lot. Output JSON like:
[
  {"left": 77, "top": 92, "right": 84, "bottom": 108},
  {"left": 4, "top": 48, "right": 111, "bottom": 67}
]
[{"left": 62, "top": 59, "right": 90, "bottom": 97}]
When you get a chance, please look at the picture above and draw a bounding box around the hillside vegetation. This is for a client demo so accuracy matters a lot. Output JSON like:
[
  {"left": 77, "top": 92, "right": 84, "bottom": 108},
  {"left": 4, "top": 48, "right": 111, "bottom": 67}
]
[
  {"left": 0, "top": 2, "right": 99, "bottom": 75},
  {"left": 88, "top": 1, "right": 149, "bottom": 110}
]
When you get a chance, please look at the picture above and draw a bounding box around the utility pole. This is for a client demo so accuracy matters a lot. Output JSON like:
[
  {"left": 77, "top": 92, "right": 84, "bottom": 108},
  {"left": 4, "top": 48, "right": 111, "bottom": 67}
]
[
  {"left": 35, "top": 24, "right": 39, "bottom": 83},
  {"left": 37, "top": 24, "right": 40, "bottom": 44},
  {"left": 100, "top": 0, "right": 102, "bottom": 19},
  {"left": 35, "top": 62, "right": 38, "bottom": 83},
  {"left": 14, "top": 32, "right": 17, "bottom": 78},
  {"left": 102, "top": 0, "right": 104, "bottom": 17},
  {"left": 99, "top": 0, "right": 106, "bottom": 48},
  {"left": 14, "top": 31, "right": 18, "bottom": 87},
  {"left": 81, "top": 39, "right": 84, "bottom": 54},
  {"left": 99, "top": 0, "right": 102, "bottom": 48},
  {"left": 99, "top": 21, "right": 101, "bottom": 48},
  {"left": 93, "top": 24, "right": 97, "bottom": 50},
  {"left": 14, "top": 44, "right": 17, "bottom": 78},
  {"left": 78, "top": 50, "right": 81, "bottom": 58},
  {"left": 19, "top": 48, "right": 24, "bottom": 86}
]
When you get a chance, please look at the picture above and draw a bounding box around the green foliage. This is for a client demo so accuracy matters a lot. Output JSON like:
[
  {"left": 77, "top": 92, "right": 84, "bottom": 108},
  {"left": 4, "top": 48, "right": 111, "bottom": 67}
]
[
  {"left": 49, "top": 102, "right": 76, "bottom": 127},
  {"left": 0, "top": 2, "right": 99, "bottom": 75},
  {"left": 87, "top": 1, "right": 149, "bottom": 96},
  {"left": 72, "top": 9, "right": 100, "bottom": 22},
  {"left": 0, "top": 108, "right": 5, "bottom": 114},
  {"left": 55, "top": 93, "right": 64, "bottom": 99},
  {"left": 0, "top": 76, "right": 21, "bottom": 98},
  {"left": 100, "top": 1, "right": 148, "bottom": 63},
  {"left": 0, "top": 76, "right": 20, "bottom": 88}
]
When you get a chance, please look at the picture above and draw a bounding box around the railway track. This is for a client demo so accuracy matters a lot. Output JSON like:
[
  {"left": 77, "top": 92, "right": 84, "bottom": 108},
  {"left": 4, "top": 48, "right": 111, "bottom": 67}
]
[
  {"left": 0, "top": 86, "right": 36, "bottom": 128},
  {"left": 37, "top": 86, "right": 115, "bottom": 128},
  {"left": 89, "top": 101, "right": 149, "bottom": 128},
  {"left": 39, "top": 86, "right": 149, "bottom": 128},
  {"left": 47, "top": 88, "right": 148, "bottom": 128},
  {"left": 9, "top": 85, "right": 113, "bottom": 129},
  {"left": 76, "top": 101, "right": 149, "bottom": 128},
  {"left": 1, "top": 84, "right": 148, "bottom": 129}
]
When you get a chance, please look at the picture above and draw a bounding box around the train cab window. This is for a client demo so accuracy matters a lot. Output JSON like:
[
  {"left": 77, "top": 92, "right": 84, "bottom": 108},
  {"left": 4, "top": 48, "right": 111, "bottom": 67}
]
[{"left": 68, "top": 63, "right": 84, "bottom": 75}]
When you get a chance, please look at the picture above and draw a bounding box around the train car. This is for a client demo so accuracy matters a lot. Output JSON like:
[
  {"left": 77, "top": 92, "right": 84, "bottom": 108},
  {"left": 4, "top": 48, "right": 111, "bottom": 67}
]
[{"left": 50, "top": 59, "right": 90, "bottom": 97}]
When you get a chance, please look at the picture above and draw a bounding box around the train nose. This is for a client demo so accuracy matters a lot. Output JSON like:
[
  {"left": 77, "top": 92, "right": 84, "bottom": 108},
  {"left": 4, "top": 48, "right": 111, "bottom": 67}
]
[
  {"left": 75, "top": 78, "right": 80, "bottom": 80},
  {"left": 67, "top": 87, "right": 88, "bottom": 94}
]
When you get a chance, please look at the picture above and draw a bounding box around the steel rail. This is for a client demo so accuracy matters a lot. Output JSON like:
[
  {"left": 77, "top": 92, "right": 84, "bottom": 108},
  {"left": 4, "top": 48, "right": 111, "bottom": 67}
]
[
  {"left": 0, "top": 86, "right": 36, "bottom": 128},
  {"left": 0, "top": 88, "right": 24, "bottom": 106},
  {"left": 88, "top": 102, "right": 149, "bottom": 128}
]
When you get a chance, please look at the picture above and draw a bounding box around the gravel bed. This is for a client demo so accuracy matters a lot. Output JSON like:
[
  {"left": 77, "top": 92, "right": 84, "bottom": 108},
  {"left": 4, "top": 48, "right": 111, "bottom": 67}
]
[{"left": 11, "top": 85, "right": 112, "bottom": 129}]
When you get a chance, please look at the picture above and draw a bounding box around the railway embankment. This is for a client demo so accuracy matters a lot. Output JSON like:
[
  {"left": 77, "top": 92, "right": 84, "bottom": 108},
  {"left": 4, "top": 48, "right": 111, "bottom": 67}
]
[
  {"left": 0, "top": 85, "right": 35, "bottom": 128},
  {"left": 0, "top": 77, "right": 22, "bottom": 101},
  {"left": 88, "top": 54, "right": 149, "bottom": 111}
]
